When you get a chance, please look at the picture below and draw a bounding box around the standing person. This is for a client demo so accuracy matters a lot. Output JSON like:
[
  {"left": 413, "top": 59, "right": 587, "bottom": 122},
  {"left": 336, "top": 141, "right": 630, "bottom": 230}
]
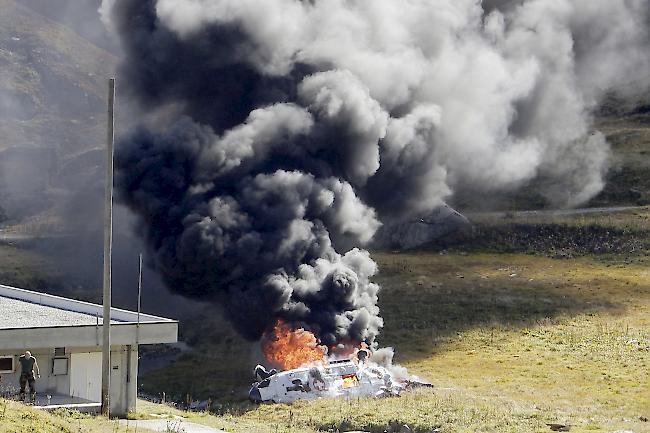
[{"left": 18, "top": 351, "right": 40, "bottom": 402}]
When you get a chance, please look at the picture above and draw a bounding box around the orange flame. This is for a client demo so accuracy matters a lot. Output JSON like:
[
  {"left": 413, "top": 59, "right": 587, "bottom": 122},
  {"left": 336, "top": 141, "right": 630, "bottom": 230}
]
[
  {"left": 262, "top": 320, "right": 327, "bottom": 370},
  {"left": 341, "top": 374, "right": 359, "bottom": 389}
]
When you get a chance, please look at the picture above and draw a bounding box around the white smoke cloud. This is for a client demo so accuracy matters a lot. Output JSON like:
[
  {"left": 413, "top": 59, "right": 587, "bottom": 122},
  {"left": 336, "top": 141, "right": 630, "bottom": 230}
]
[
  {"left": 98, "top": 0, "right": 117, "bottom": 32},
  {"left": 197, "top": 103, "right": 314, "bottom": 178},
  {"left": 299, "top": 70, "right": 388, "bottom": 186},
  {"left": 126, "top": 0, "right": 650, "bottom": 209}
]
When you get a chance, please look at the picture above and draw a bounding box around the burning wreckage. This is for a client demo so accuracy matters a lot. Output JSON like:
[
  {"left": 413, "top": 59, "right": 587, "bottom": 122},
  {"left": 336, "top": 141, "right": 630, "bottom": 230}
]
[
  {"left": 250, "top": 356, "right": 431, "bottom": 404},
  {"left": 250, "top": 322, "right": 431, "bottom": 404}
]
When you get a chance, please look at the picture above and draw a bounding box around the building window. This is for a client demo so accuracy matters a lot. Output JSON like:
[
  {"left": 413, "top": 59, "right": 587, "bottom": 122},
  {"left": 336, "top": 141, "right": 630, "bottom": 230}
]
[
  {"left": 52, "top": 358, "right": 69, "bottom": 376},
  {"left": 0, "top": 356, "right": 14, "bottom": 373},
  {"left": 52, "top": 348, "right": 68, "bottom": 376}
]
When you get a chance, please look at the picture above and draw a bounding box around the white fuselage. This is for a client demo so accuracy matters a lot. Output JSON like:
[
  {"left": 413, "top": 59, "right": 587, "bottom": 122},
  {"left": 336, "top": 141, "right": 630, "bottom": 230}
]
[{"left": 249, "top": 359, "right": 400, "bottom": 403}]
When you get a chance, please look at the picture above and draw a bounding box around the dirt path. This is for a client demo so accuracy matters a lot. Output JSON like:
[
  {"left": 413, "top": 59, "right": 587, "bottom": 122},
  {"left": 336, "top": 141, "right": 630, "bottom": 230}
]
[{"left": 119, "top": 418, "right": 228, "bottom": 433}]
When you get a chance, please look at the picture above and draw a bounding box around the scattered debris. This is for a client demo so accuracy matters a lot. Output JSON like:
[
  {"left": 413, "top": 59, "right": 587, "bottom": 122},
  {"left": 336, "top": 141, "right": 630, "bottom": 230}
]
[{"left": 546, "top": 423, "right": 571, "bottom": 432}]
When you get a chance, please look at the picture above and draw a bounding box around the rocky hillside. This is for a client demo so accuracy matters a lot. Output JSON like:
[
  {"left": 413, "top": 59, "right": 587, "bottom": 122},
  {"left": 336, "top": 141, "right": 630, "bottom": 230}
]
[{"left": 0, "top": 0, "right": 116, "bottom": 221}]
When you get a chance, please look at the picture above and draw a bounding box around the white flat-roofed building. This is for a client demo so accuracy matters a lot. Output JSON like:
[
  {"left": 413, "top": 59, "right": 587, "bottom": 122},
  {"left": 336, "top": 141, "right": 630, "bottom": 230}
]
[{"left": 0, "top": 284, "right": 178, "bottom": 415}]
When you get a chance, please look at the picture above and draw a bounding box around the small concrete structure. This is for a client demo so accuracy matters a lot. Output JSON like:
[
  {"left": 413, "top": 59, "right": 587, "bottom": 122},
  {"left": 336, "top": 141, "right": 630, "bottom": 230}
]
[{"left": 0, "top": 284, "right": 178, "bottom": 415}]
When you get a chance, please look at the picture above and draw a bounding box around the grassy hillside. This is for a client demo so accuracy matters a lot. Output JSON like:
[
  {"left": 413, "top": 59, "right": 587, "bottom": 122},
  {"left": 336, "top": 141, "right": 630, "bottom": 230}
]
[
  {"left": 0, "top": 398, "right": 141, "bottom": 433},
  {"left": 2, "top": 210, "right": 648, "bottom": 432},
  {"left": 129, "top": 207, "right": 650, "bottom": 433},
  {"left": 137, "top": 260, "right": 648, "bottom": 432},
  {"left": 375, "top": 253, "right": 649, "bottom": 431}
]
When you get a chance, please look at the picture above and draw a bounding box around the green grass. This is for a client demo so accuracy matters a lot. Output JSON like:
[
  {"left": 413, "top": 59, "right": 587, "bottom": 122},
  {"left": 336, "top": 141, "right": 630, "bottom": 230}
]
[
  {"left": 0, "top": 398, "right": 144, "bottom": 433},
  {"left": 134, "top": 391, "right": 553, "bottom": 433},
  {"left": 373, "top": 252, "right": 649, "bottom": 432}
]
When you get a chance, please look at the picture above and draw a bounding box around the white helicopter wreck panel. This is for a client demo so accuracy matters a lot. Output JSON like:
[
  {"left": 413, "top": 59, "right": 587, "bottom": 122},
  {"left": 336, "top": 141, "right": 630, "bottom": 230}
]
[{"left": 249, "top": 359, "right": 406, "bottom": 404}]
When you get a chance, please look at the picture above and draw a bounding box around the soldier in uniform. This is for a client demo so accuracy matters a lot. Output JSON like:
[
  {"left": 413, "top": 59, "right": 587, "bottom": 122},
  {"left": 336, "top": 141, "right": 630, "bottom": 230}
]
[{"left": 18, "top": 351, "right": 40, "bottom": 402}]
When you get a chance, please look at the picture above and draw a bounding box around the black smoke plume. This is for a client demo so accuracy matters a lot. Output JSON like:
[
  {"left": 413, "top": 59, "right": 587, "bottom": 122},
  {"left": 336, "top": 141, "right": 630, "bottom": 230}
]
[{"left": 106, "top": 0, "right": 650, "bottom": 345}]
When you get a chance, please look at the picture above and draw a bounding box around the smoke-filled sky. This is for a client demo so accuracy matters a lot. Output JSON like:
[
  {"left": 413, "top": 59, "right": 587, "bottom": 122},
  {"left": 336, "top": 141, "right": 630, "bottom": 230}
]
[{"left": 102, "top": 0, "right": 650, "bottom": 345}]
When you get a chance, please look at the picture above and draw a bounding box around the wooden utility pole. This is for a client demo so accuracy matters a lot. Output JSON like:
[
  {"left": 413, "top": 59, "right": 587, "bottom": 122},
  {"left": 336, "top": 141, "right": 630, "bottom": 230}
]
[{"left": 101, "top": 77, "right": 115, "bottom": 417}]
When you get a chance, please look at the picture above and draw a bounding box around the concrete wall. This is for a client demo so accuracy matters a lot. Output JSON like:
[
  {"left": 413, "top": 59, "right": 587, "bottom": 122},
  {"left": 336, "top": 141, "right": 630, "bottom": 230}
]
[
  {"left": 0, "top": 345, "right": 138, "bottom": 416},
  {"left": 108, "top": 345, "right": 138, "bottom": 416}
]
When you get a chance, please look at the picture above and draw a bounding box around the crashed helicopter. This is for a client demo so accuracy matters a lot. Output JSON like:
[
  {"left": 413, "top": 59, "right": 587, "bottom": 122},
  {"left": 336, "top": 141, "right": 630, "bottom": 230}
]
[{"left": 249, "top": 350, "right": 431, "bottom": 404}]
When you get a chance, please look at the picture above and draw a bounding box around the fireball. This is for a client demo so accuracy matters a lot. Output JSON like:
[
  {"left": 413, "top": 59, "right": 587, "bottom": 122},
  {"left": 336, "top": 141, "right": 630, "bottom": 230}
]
[{"left": 262, "top": 320, "right": 327, "bottom": 370}]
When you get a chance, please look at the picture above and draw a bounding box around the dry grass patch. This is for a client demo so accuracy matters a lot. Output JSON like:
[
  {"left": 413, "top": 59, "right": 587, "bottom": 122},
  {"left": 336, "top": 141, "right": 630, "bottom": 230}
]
[
  {"left": 374, "top": 252, "right": 650, "bottom": 433},
  {"left": 0, "top": 398, "right": 148, "bottom": 433}
]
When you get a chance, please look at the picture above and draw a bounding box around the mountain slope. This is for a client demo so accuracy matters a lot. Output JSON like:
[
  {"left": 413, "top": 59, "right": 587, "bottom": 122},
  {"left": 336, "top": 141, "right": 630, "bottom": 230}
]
[{"left": 0, "top": 0, "right": 117, "bottom": 221}]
